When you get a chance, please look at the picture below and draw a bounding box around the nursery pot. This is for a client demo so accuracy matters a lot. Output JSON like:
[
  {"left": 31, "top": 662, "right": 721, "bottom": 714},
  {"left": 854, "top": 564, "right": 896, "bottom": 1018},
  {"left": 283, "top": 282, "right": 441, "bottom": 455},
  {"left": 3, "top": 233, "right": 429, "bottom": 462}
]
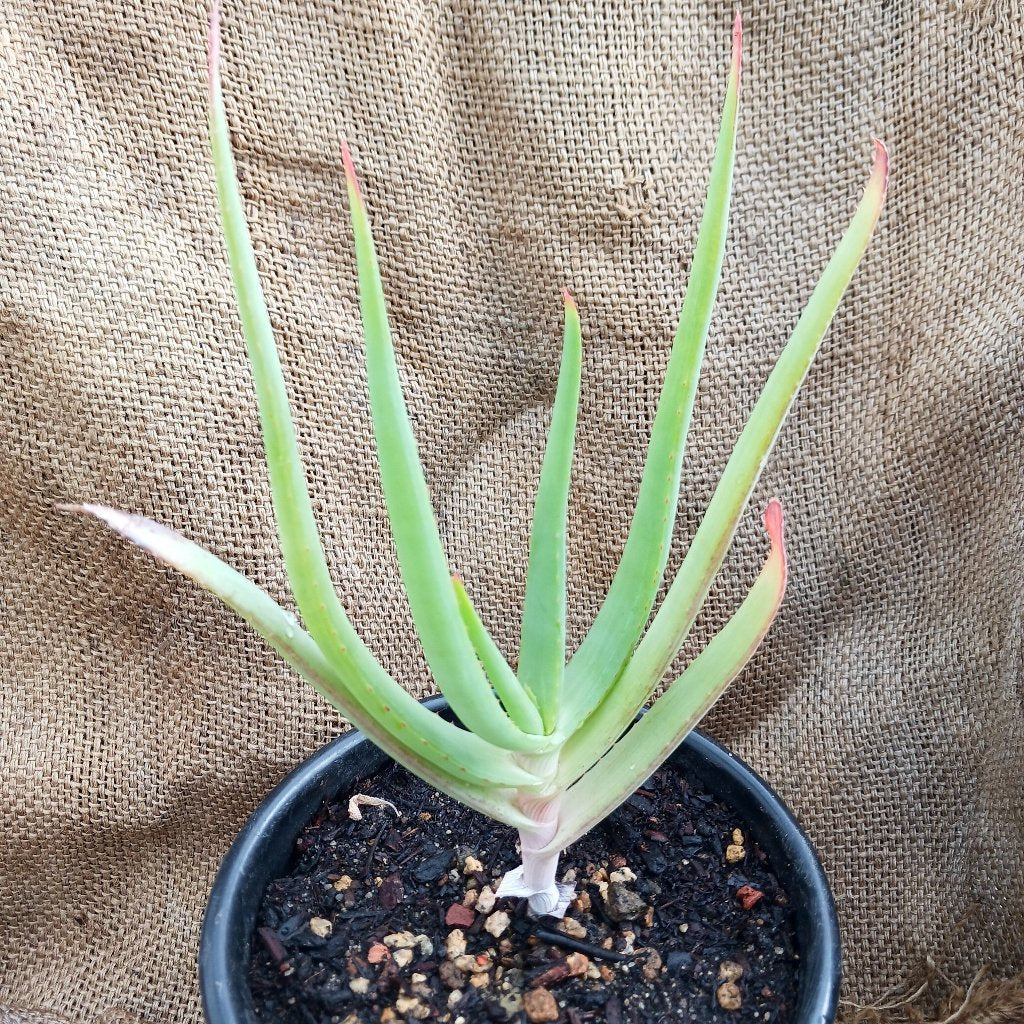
[{"left": 200, "top": 697, "right": 840, "bottom": 1023}]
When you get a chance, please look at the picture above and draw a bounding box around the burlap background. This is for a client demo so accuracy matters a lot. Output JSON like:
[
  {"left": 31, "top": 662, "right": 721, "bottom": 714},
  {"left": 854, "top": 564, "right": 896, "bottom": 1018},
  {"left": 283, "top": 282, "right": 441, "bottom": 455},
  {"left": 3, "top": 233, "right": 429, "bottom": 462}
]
[{"left": 2, "top": 0, "right": 1022, "bottom": 1020}]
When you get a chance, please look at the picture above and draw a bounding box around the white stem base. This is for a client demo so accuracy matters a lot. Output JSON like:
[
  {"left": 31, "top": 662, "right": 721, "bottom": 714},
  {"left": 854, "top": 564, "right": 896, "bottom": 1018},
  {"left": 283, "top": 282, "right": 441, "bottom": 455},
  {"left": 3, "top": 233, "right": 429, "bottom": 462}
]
[
  {"left": 498, "top": 753, "right": 574, "bottom": 915},
  {"left": 495, "top": 864, "right": 575, "bottom": 917}
]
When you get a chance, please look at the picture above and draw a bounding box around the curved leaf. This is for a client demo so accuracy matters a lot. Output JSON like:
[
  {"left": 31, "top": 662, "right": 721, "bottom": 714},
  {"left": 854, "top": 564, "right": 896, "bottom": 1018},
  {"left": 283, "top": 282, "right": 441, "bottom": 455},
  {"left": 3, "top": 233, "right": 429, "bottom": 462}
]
[{"left": 62, "top": 503, "right": 542, "bottom": 804}]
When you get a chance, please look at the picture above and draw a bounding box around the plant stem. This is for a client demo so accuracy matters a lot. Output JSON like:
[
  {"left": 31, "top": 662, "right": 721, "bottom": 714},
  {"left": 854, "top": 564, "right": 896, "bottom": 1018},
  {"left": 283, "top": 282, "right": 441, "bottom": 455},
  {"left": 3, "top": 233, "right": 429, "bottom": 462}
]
[{"left": 513, "top": 751, "right": 564, "bottom": 914}]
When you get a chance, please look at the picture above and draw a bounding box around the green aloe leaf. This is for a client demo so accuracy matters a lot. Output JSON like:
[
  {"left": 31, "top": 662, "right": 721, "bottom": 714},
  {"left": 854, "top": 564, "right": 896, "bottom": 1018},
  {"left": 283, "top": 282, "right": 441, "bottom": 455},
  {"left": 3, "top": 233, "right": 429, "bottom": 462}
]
[
  {"left": 518, "top": 292, "right": 582, "bottom": 732},
  {"left": 554, "top": 500, "right": 786, "bottom": 794},
  {"left": 62, "top": 504, "right": 542, "bottom": 803},
  {"left": 208, "top": 11, "right": 374, "bottom": 734},
  {"left": 564, "top": 140, "right": 889, "bottom": 761},
  {"left": 341, "top": 145, "right": 546, "bottom": 754},
  {"left": 452, "top": 575, "right": 544, "bottom": 735},
  {"left": 561, "top": 15, "right": 742, "bottom": 734}
]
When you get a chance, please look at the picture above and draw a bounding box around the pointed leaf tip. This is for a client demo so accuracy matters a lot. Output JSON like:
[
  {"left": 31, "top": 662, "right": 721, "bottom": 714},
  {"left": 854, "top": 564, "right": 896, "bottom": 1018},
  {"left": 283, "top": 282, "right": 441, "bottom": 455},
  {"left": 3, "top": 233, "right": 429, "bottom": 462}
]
[
  {"left": 207, "top": 0, "right": 221, "bottom": 94},
  {"left": 732, "top": 9, "right": 743, "bottom": 70},
  {"left": 341, "top": 142, "right": 363, "bottom": 201},
  {"left": 562, "top": 287, "right": 577, "bottom": 312}
]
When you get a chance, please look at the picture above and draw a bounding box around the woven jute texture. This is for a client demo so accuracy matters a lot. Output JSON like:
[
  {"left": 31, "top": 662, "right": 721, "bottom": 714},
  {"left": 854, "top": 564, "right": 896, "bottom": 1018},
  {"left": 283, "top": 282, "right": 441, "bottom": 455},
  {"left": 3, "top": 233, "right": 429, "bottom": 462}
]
[{"left": 2, "top": 0, "right": 1022, "bottom": 1020}]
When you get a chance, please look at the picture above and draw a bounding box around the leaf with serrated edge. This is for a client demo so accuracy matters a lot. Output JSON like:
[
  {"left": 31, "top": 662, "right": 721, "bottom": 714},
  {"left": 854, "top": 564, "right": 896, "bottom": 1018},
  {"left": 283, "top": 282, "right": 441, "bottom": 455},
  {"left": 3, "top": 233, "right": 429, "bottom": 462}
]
[
  {"left": 562, "top": 140, "right": 888, "bottom": 772},
  {"left": 546, "top": 501, "right": 786, "bottom": 848},
  {"left": 452, "top": 575, "right": 544, "bottom": 735},
  {"left": 62, "top": 504, "right": 541, "bottom": 806},
  {"left": 561, "top": 13, "right": 742, "bottom": 735},
  {"left": 341, "top": 143, "right": 547, "bottom": 754},
  {"left": 518, "top": 291, "right": 582, "bottom": 732}
]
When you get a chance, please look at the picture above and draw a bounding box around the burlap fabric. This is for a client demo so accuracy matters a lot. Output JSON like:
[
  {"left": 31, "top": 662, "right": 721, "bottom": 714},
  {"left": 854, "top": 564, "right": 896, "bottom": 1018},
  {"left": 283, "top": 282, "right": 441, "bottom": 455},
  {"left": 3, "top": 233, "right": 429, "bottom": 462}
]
[{"left": 2, "top": 0, "right": 1021, "bottom": 1020}]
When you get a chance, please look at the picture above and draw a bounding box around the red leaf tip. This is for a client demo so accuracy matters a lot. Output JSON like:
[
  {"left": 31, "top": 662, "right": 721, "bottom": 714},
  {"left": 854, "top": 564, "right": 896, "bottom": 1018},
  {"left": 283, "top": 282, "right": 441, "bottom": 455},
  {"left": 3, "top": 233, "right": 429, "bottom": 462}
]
[
  {"left": 207, "top": 0, "right": 221, "bottom": 94},
  {"left": 763, "top": 499, "right": 784, "bottom": 549},
  {"left": 562, "top": 287, "right": 577, "bottom": 312},
  {"left": 341, "top": 141, "right": 363, "bottom": 201}
]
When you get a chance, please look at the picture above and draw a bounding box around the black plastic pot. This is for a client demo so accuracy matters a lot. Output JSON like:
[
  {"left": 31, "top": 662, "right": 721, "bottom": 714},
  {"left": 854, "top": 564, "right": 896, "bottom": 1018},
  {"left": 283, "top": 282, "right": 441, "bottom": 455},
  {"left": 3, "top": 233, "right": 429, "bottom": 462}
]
[{"left": 200, "top": 697, "right": 840, "bottom": 1023}]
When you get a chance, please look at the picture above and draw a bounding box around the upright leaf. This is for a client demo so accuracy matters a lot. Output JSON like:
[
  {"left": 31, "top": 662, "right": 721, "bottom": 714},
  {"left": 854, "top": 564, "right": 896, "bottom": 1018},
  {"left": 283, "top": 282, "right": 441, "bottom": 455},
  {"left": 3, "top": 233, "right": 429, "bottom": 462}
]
[
  {"left": 452, "top": 575, "right": 544, "bottom": 735},
  {"left": 564, "top": 140, "right": 889, "bottom": 759},
  {"left": 562, "top": 13, "right": 743, "bottom": 733},
  {"left": 518, "top": 292, "right": 582, "bottom": 732},
  {"left": 555, "top": 501, "right": 786, "bottom": 794},
  {"left": 342, "top": 145, "right": 546, "bottom": 753}
]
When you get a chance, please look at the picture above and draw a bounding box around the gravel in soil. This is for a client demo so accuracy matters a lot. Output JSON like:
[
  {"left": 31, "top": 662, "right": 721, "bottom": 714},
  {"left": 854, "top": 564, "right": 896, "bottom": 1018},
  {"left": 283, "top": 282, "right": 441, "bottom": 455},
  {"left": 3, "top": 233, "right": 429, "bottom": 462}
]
[{"left": 249, "top": 761, "right": 799, "bottom": 1023}]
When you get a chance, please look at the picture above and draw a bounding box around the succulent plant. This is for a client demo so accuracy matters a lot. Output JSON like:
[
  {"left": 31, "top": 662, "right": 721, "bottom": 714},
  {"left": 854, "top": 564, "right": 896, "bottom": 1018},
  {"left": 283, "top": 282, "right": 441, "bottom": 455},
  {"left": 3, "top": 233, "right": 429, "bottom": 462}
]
[{"left": 65, "top": 6, "right": 887, "bottom": 915}]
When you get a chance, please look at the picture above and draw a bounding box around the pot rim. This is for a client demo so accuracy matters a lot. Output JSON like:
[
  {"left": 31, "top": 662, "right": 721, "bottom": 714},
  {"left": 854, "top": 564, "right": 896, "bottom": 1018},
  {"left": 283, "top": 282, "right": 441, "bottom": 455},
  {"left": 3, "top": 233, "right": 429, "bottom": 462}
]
[{"left": 200, "top": 697, "right": 840, "bottom": 1024}]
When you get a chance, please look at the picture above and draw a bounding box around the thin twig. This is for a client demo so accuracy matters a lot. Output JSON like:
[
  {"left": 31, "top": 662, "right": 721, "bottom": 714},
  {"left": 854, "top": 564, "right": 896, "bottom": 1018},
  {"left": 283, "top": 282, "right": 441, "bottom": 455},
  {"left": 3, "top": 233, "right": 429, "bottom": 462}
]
[{"left": 532, "top": 927, "right": 630, "bottom": 963}]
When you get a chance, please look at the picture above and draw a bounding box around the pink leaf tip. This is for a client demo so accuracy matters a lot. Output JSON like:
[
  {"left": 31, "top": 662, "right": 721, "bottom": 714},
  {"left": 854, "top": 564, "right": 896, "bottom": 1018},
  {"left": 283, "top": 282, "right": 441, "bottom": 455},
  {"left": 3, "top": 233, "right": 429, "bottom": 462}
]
[
  {"left": 763, "top": 499, "right": 784, "bottom": 550},
  {"left": 207, "top": 0, "right": 221, "bottom": 95},
  {"left": 732, "top": 9, "right": 742, "bottom": 76},
  {"left": 871, "top": 137, "right": 890, "bottom": 192},
  {"left": 340, "top": 141, "right": 363, "bottom": 202},
  {"left": 562, "top": 287, "right": 577, "bottom": 312}
]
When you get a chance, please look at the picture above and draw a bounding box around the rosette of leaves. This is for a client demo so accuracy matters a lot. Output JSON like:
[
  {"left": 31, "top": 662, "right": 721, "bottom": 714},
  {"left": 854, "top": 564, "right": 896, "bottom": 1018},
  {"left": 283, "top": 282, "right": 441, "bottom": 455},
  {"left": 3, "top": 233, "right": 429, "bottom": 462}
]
[{"left": 66, "top": 7, "right": 887, "bottom": 915}]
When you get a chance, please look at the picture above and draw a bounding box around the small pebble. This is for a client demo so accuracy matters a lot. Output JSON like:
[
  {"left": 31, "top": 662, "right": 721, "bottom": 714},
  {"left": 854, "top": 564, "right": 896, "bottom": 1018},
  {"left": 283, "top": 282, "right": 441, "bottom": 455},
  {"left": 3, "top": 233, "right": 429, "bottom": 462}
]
[
  {"left": 484, "top": 910, "right": 511, "bottom": 937},
  {"left": 395, "top": 995, "right": 430, "bottom": 1020},
  {"left": 558, "top": 917, "right": 587, "bottom": 940},
  {"left": 523, "top": 987, "right": 559, "bottom": 1023},
  {"left": 454, "top": 953, "right": 491, "bottom": 974},
  {"left": 640, "top": 949, "right": 663, "bottom": 982},
  {"left": 446, "top": 929, "right": 467, "bottom": 959},
  {"left": 717, "top": 982, "right": 743, "bottom": 1011},
  {"left": 605, "top": 881, "right": 647, "bottom": 922},
  {"left": 475, "top": 885, "right": 496, "bottom": 914},
  {"left": 308, "top": 917, "right": 332, "bottom": 939},
  {"left": 445, "top": 903, "right": 476, "bottom": 928},
  {"left": 719, "top": 960, "right": 744, "bottom": 982},
  {"left": 383, "top": 930, "right": 416, "bottom": 949},
  {"left": 349, "top": 978, "right": 370, "bottom": 995},
  {"left": 393, "top": 949, "right": 414, "bottom": 969},
  {"left": 463, "top": 855, "right": 484, "bottom": 874},
  {"left": 725, "top": 843, "right": 746, "bottom": 864},
  {"left": 366, "top": 942, "right": 389, "bottom": 964},
  {"left": 333, "top": 875, "right": 353, "bottom": 892},
  {"left": 565, "top": 952, "right": 589, "bottom": 977},
  {"left": 736, "top": 885, "right": 763, "bottom": 910}
]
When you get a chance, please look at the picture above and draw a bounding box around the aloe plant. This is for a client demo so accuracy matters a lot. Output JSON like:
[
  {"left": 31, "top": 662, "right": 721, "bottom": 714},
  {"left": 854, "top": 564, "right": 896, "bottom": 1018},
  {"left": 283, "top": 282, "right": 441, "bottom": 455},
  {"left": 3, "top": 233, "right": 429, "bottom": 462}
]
[{"left": 64, "top": 7, "right": 887, "bottom": 916}]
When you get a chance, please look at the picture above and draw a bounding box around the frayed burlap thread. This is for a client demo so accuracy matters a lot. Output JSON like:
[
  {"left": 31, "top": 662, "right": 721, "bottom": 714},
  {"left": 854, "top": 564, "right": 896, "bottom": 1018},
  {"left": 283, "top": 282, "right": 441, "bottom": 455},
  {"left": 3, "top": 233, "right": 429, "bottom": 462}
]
[{"left": 2, "top": 0, "right": 1022, "bottom": 1021}]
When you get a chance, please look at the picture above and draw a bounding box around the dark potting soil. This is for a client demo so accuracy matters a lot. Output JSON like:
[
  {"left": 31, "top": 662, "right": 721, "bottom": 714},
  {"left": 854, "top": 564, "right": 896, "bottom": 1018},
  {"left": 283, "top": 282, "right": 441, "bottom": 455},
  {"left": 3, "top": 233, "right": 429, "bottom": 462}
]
[{"left": 249, "top": 762, "right": 799, "bottom": 1024}]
